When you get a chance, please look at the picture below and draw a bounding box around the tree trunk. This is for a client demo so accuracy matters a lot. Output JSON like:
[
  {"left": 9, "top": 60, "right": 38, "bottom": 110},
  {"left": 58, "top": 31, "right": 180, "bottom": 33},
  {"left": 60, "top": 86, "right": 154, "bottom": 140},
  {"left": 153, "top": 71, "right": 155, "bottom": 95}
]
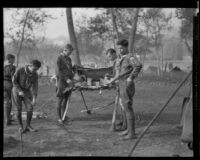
[
  {"left": 142, "top": 30, "right": 149, "bottom": 73},
  {"left": 66, "top": 8, "right": 81, "bottom": 66},
  {"left": 156, "top": 49, "right": 161, "bottom": 76},
  {"left": 112, "top": 31, "right": 116, "bottom": 50},
  {"left": 110, "top": 8, "right": 120, "bottom": 40},
  {"left": 155, "top": 36, "right": 161, "bottom": 76},
  {"left": 161, "top": 45, "right": 164, "bottom": 76},
  {"left": 184, "top": 38, "right": 192, "bottom": 57},
  {"left": 128, "top": 8, "right": 140, "bottom": 55},
  {"left": 16, "top": 9, "right": 30, "bottom": 67}
]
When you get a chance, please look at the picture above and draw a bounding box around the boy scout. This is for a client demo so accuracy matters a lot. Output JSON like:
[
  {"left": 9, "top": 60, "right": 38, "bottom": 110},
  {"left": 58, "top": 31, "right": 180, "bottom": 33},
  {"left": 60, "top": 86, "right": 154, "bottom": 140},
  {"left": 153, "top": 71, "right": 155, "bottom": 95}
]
[
  {"left": 4, "top": 54, "right": 16, "bottom": 126},
  {"left": 55, "top": 44, "right": 74, "bottom": 125},
  {"left": 105, "top": 48, "right": 127, "bottom": 132},
  {"left": 107, "top": 39, "right": 142, "bottom": 140},
  {"left": 12, "top": 59, "right": 41, "bottom": 133}
]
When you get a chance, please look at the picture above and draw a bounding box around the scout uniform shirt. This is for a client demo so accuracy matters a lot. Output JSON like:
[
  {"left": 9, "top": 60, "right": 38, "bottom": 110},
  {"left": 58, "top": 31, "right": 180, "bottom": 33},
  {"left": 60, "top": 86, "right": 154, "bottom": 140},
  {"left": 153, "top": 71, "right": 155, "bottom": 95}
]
[
  {"left": 116, "top": 54, "right": 142, "bottom": 82},
  {"left": 117, "top": 54, "right": 143, "bottom": 110},
  {"left": 12, "top": 65, "right": 38, "bottom": 97}
]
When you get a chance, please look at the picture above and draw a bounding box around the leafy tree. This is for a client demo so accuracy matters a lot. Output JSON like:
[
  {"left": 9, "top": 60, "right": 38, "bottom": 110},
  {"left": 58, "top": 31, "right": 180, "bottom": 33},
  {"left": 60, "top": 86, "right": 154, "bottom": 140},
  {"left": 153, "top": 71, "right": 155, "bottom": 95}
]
[
  {"left": 5, "top": 8, "right": 54, "bottom": 67},
  {"left": 110, "top": 8, "right": 120, "bottom": 40},
  {"left": 142, "top": 8, "right": 172, "bottom": 76},
  {"left": 128, "top": 8, "right": 140, "bottom": 54},
  {"left": 75, "top": 8, "right": 145, "bottom": 57},
  {"left": 176, "top": 8, "right": 194, "bottom": 56},
  {"left": 75, "top": 15, "right": 105, "bottom": 57}
]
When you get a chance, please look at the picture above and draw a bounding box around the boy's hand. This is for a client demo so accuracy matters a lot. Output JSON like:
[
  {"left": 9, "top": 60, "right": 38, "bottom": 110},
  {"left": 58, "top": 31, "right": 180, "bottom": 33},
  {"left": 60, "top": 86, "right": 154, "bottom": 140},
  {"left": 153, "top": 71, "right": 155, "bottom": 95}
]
[
  {"left": 66, "top": 79, "right": 72, "bottom": 84},
  {"left": 66, "top": 78, "right": 74, "bottom": 87},
  {"left": 105, "top": 79, "right": 114, "bottom": 86},
  {"left": 18, "top": 91, "right": 25, "bottom": 97}
]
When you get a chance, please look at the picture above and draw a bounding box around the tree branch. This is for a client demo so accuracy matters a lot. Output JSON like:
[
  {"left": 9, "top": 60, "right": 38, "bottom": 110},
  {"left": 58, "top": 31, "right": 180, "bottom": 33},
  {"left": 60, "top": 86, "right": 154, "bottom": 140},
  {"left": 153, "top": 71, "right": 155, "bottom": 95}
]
[
  {"left": 16, "top": 9, "right": 30, "bottom": 67},
  {"left": 184, "top": 38, "right": 192, "bottom": 56},
  {"left": 128, "top": 8, "right": 140, "bottom": 54}
]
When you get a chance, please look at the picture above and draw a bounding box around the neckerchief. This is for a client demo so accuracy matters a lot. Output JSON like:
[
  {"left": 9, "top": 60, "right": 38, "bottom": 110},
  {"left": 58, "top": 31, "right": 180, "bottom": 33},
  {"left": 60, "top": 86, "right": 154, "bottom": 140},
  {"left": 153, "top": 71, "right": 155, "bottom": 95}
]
[{"left": 24, "top": 65, "right": 34, "bottom": 88}]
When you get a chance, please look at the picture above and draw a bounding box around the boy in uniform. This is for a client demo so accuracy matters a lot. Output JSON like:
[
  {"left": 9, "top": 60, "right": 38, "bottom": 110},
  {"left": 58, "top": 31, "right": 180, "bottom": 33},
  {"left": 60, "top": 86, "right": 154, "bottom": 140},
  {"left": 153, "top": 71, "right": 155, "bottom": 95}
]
[
  {"left": 55, "top": 44, "right": 74, "bottom": 125},
  {"left": 105, "top": 48, "right": 127, "bottom": 132},
  {"left": 107, "top": 39, "right": 142, "bottom": 140},
  {"left": 4, "top": 54, "right": 16, "bottom": 126},
  {"left": 12, "top": 59, "right": 41, "bottom": 133}
]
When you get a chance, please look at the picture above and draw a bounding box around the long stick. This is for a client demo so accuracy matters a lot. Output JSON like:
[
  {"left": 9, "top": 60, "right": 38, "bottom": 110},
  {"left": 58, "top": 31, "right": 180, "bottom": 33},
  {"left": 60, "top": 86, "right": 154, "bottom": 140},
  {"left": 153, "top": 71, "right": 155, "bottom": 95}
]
[
  {"left": 62, "top": 93, "right": 71, "bottom": 121},
  {"left": 128, "top": 71, "right": 192, "bottom": 157},
  {"left": 111, "top": 94, "right": 120, "bottom": 124}
]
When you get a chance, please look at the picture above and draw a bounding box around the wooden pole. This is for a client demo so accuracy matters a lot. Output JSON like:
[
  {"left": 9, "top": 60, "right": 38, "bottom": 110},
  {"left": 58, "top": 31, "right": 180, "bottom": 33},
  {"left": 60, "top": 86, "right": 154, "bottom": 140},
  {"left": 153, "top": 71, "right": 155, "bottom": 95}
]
[
  {"left": 111, "top": 93, "right": 120, "bottom": 125},
  {"left": 128, "top": 71, "right": 192, "bottom": 157}
]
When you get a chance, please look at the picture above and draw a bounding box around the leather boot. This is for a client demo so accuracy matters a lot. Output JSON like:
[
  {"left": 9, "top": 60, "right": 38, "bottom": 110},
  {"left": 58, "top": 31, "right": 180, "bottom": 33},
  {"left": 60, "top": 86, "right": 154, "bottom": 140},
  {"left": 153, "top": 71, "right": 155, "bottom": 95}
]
[
  {"left": 120, "top": 109, "right": 137, "bottom": 140},
  {"left": 116, "top": 107, "right": 124, "bottom": 126},
  {"left": 120, "top": 118, "right": 137, "bottom": 140},
  {"left": 121, "top": 110, "right": 127, "bottom": 130},
  {"left": 16, "top": 111, "right": 26, "bottom": 133},
  {"left": 118, "top": 111, "right": 129, "bottom": 136},
  {"left": 25, "top": 111, "right": 38, "bottom": 132},
  {"left": 116, "top": 110, "right": 127, "bottom": 131}
]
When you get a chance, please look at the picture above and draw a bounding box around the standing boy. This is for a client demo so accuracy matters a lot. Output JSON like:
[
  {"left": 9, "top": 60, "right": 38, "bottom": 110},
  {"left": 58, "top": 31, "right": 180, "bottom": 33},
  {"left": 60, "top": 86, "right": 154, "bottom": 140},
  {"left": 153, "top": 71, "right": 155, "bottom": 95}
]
[
  {"left": 12, "top": 59, "right": 41, "bottom": 133},
  {"left": 105, "top": 48, "right": 127, "bottom": 132},
  {"left": 4, "top": 54, "right": 16, "bottom": 126},
  {"left": 107, "top": 39, "right": 142, "bottom": 140},
  {"left": 55, "top": 44, "right": 74, "bottom": 125}
]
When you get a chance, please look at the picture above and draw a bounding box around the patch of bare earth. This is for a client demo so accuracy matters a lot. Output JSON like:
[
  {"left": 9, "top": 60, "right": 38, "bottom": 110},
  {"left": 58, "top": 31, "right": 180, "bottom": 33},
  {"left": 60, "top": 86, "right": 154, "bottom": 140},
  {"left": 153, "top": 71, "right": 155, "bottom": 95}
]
[{"left": 3, "top": 77, "right": 193, "bottom": 157}]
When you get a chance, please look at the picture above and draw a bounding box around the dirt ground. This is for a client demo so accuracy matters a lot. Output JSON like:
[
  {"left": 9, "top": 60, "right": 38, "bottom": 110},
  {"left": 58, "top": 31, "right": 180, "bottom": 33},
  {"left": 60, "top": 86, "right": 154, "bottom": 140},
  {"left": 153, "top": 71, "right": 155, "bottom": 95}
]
[{"left": 3, "top": 75, "right": 193, "bottom": 157}]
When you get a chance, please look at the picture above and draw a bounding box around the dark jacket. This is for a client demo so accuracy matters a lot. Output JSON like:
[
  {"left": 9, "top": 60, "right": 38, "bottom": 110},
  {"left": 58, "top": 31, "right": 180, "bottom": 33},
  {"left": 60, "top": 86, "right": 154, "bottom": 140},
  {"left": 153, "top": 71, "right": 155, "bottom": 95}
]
[
  {"left": 12, "top": 65, "right": 38, "bottom": 97},
  {"left": 55, "top": 54, "right": 73, "bottom": 80},
  {"left": 4, "top": 64, "right": 16, "bottom": 82}
]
